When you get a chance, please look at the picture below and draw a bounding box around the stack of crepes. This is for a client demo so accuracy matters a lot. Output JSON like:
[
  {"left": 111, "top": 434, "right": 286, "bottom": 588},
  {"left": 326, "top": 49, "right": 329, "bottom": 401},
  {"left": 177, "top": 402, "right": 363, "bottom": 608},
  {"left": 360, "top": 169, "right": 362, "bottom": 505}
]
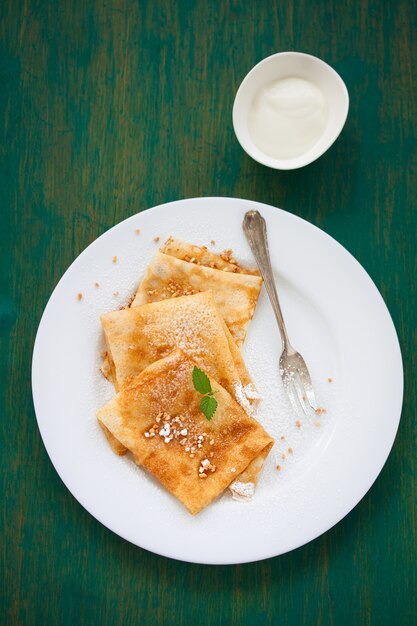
[{"left": 97, "top": 237, "right": 274, "bottom": 514}]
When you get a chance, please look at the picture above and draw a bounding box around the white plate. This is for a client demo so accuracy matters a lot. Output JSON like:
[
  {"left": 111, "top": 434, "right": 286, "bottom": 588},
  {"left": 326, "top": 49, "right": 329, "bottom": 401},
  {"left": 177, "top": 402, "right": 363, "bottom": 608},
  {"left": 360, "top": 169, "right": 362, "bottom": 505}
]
[{"left": 32, "top": 197, "right": 403, "bottom": 565}]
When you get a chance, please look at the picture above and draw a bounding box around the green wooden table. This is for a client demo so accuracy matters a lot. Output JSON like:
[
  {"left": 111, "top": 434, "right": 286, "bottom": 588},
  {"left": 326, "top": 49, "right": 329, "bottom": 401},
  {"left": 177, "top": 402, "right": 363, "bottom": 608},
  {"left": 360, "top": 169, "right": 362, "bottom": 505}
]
[{"left": 1, "top": 1, "right": 416, "bottom": 624}]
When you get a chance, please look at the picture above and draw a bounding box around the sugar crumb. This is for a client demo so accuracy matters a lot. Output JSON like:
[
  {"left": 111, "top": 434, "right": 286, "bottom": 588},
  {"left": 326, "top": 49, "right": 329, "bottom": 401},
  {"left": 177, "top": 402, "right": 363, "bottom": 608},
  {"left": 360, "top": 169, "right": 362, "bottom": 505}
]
[
  {"left": 288, "top": 447, "right": 293, "bottom": 455},
  {"left": 94, "top": 282, "right": 100, "bottom": 288},
  {"left": 112, "top": 255, "right": 117, "bottom": 263},
  {"left": 276, "top": 465, "right": 281, "bottom": 471},
  {"left": 327, "top": 377, "right": 333, "bottom": 383},
  {"left": 135, "top": 228, "right": 141, "bottom": 235},
  {"left": 314, "top": 420, "right": 321, "bottom": 427},
  {"left": 210, "top": 239, "right": 216, "bottom": 246},
  {"left": 153, "top": 236, "right": 160, "bottom": 243},
  {"left": 315, "top": 407, "right": 327, "bottom": 416},
  {"left": 77, "top": 292, "right": 82, "bottom": 301},
  {"left": 295, "top": 420, "right": 301, "bottom": 428}
]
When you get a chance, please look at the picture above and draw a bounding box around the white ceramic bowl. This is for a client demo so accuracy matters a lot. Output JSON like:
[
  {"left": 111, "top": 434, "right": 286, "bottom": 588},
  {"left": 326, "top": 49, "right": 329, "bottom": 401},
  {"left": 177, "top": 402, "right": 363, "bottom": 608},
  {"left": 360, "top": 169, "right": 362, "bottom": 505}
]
[{"left": 233, "top": 52, "right": 349, "bottom": 170}]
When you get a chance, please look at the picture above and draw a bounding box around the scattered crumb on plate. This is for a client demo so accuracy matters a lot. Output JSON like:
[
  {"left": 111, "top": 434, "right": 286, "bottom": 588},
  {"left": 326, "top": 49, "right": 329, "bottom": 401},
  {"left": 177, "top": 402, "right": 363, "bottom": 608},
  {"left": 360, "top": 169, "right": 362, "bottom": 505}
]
[
  {"left": 112, "top": 255, "right": 117, "bottom": 264},
  {"left": 77, "top": 292, "right": 82, "bottom": 301}
]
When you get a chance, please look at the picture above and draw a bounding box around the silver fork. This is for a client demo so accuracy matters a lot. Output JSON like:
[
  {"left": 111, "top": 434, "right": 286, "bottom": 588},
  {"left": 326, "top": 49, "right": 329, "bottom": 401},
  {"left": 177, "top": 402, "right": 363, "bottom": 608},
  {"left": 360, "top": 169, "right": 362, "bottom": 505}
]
[{"left": 243, "top": 210, "right": 317, "bottom": 416}]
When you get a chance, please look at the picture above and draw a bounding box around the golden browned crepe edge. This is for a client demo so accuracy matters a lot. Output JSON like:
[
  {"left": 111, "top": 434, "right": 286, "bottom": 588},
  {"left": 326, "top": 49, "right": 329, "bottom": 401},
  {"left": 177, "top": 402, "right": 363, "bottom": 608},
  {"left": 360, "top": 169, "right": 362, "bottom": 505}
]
[
  {"left": 220, "top": 319, "right": 253, "bottom": 390},
  {"left": 99, "top": 348, "right": 126, "bottom": 454},
  {"left": 98, "top": 421, "right": 128, "bottom": 456}
]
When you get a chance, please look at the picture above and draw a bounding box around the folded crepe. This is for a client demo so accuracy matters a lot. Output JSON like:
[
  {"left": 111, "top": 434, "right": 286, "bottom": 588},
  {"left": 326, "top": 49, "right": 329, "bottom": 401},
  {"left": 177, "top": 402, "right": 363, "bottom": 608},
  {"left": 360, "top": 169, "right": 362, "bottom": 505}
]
[
  {"left": 101, "top": 291, "right": 252, "bottom": 398},
  {"left": 101, "top": 313, "right": 253, "bottom": 399},
  {"left": 132, "top": 245, "right": 263, "bottom": 347},
  {"left": 97, "top": 350, "right": 273, "bottom": 514},
  {"left": 161, "top": 236, "right": 261, "bottom": 276}
]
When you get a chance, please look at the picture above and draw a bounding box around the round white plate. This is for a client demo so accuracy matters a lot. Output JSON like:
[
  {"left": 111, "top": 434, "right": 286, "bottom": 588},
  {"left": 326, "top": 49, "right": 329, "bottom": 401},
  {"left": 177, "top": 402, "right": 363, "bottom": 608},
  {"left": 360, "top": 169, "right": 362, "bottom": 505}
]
[{"left": 32, "top": 198, "right": 403, "bottom": 565}]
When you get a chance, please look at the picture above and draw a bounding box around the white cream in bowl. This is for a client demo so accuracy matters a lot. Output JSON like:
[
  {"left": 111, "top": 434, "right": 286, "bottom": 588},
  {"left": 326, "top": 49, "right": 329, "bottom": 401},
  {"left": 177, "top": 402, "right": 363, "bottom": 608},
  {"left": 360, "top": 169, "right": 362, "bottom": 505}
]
[
  {"left": 233, "top": 52, "right": 349, "bottom": 170},
  {"left": 248, "top": 77, "right": 328, "bottom": 160}
]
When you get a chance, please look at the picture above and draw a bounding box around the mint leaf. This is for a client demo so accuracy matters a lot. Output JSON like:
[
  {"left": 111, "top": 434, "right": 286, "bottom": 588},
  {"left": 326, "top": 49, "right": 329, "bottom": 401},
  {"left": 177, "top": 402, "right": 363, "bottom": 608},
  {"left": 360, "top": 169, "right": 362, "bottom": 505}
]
[
  {"left": 192, "top": 366, "right": 218, "bottom": 420},
  {"left": 192, "top": 366, "right": 212, "bottom": 395},
  {"left": 200, "top": 395, "right": 218, "bottom": 420}
]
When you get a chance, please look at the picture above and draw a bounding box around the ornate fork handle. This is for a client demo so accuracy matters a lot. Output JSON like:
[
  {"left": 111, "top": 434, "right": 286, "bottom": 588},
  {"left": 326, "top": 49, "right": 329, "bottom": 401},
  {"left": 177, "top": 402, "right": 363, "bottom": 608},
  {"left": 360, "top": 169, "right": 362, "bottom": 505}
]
[{"left": 243, "top": 210, "right": 293, "bottom": 355}]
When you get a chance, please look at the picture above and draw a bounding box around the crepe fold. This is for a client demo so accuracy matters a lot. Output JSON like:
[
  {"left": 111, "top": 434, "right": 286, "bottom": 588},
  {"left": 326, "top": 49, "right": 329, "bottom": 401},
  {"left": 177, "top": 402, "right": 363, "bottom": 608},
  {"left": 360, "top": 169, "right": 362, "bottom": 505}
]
[
  {"left": 132, "top": 240, "right": 263, "bottom": 347},
  {"left": 97, "top": 350, "right": 273, "bottom": 515}
]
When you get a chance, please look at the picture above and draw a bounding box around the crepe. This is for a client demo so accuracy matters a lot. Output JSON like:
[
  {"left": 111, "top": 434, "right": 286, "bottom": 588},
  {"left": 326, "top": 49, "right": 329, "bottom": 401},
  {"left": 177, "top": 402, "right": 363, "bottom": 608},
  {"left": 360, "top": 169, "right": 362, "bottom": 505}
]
[
  {"left": 100, "top": 308, "right": 252, "bottom": 394},
  {"left": 101, "top": 290, "right": 251, "bottom": 398},
  {"left": 132, "top": 250, "right": 263, "bottom": 347},
  {"left": 97, "top": 350, "right": 274, "bottom": 515},
  {"left": 161, "top": 236, "right": 260, "bottom": 276}
]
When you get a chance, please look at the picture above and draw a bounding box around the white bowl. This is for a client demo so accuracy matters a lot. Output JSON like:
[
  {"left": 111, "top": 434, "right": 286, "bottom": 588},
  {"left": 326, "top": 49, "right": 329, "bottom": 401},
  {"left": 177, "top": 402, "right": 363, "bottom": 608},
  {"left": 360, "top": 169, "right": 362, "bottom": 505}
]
[{"left": 233, "top": 52, "right": 349, "bottom": 170}]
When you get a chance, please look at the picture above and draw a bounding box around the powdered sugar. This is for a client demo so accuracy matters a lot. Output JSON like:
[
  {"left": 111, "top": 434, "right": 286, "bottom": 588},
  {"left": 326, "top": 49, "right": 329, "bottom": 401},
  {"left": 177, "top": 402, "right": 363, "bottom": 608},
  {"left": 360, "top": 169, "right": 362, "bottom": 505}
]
[{"left": 230, "top": 481, "right": 255, "bottom": 501}]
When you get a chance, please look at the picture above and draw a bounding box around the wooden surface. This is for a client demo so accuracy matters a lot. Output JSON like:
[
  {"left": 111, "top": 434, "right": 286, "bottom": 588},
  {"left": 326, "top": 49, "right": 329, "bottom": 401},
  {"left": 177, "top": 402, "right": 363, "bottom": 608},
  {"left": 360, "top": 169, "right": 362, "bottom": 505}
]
[{"left": 1, "top": 1, "right": 416, "bottom": 624}]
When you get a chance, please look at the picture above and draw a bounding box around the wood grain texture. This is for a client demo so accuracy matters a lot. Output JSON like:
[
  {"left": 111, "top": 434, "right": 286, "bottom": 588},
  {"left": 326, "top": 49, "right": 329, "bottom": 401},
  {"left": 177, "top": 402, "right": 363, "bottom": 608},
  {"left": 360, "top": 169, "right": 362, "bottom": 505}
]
[{"left": 1, "top": 0, "right": 416, "bottom": 624}]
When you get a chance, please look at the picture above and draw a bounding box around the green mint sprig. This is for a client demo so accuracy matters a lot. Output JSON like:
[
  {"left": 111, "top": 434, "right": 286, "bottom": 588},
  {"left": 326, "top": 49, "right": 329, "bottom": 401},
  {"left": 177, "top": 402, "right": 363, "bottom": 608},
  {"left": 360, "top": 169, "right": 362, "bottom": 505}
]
[{"left": 192, "top": 366, "right": 218, "bottom": 420}]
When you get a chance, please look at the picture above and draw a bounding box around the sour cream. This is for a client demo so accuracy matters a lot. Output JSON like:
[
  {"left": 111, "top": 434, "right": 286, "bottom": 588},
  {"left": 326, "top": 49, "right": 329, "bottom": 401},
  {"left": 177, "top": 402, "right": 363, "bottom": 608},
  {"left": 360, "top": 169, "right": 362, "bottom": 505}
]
[{"left": 248, "top": 77, "right": 328, "bottom": 160}]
